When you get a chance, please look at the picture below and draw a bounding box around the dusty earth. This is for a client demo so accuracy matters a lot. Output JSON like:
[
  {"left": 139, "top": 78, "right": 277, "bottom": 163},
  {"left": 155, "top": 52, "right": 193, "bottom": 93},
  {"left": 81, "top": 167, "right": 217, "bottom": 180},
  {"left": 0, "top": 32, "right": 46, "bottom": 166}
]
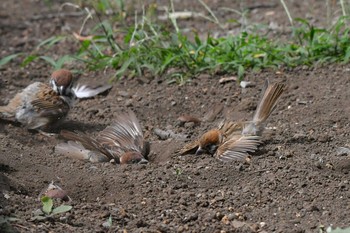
[{"left": 1, "top": 0, "right": 350, "bottom": 232}]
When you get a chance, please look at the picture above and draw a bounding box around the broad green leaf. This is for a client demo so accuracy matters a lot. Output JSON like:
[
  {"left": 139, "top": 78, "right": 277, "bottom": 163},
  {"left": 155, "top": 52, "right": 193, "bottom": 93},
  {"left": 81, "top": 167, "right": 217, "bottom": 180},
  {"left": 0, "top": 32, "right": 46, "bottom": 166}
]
[
  {"left": 51, "top": 205, "right": 72, "bottom": 215},
  {"left": 327, "top": 226, "right": 350, "bottom": 233},
  {"left": 41, "top": 196, "right": 53, "bottom": 215}
]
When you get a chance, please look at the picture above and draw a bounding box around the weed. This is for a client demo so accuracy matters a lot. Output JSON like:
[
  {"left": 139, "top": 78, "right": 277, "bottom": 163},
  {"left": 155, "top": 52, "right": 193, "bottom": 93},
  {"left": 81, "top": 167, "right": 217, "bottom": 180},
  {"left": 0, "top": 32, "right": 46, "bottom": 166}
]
[
  {"left": 102, "top": 215, "right": 113, "bottom": 228},
  {"left": 31, "top": 196, "right": 72, "bottom": 221},
  {"left": 2, "top": 1, "right": 350, "bottom": 83}
]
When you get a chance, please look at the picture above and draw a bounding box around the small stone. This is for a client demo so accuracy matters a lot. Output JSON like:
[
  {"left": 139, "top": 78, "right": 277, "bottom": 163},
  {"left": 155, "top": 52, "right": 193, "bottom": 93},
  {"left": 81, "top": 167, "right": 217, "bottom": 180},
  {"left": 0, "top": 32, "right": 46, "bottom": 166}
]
[
  {"left": 336, "top": 147, "right": 350, "bottom": 156},
  {"left": 318, "top": 135, "right": 330, "bottom": 143},
  {"left": 221, "top": 215, "right": 230, "bottom": 225},
  {"left": 125, "top": 99, "right": 133, "bottom": 107},
  {"left": 232, "top": 220, "right": 246, "bottom": 228}
]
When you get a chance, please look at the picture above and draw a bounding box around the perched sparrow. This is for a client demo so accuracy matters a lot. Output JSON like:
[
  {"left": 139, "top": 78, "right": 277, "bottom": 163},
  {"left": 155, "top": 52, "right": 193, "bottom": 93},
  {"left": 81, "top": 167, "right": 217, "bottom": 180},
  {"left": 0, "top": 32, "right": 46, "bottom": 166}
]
[
  {"left": 0, "top": 69, "right": 76, "bottom": 131},
  {"left": 55, "top": 111, "right": 149, "bottom": 164},
  {"left": 180, "top": 80, "right": 285, "bottom": 162}
]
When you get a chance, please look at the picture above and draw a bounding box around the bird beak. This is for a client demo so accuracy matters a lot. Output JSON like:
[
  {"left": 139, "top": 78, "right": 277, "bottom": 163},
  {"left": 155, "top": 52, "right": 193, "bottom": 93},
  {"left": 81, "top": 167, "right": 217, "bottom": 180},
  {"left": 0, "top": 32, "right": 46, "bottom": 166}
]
[
  {"left": 138, "top": 158, "right": 149, "bottom": 164},
  {"left": 195, "top": 147, "right": 205, "bottom": 155}
]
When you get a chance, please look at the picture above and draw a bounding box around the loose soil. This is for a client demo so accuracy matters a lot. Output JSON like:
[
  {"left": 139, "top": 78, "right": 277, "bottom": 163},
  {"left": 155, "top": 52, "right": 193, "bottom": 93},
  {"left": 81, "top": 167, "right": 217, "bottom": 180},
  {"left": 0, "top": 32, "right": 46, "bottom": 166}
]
[{"left": 1, "top": 1, "right": 350, "bottom": 232}]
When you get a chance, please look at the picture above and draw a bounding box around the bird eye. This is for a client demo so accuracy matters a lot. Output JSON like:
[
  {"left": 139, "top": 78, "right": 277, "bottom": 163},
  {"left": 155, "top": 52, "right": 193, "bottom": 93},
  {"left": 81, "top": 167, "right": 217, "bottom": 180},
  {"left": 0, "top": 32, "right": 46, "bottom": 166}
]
[
  {"left": 130, "top": 159, "right": 137, "bottom": 164},
  {"left": 207, "top": 144, "right": 219, "bottom": 155}
]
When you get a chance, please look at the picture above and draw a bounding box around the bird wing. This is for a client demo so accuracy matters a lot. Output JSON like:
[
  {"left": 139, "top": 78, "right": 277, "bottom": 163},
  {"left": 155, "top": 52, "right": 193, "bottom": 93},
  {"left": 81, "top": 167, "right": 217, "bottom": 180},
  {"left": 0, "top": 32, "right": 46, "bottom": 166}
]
[
  {"left": 97, "top": 111, "right": 146, "bottom": 158},
  {"left": 219, "top": 121, "right": 243, "bottom": 138},
  {"left": 215, "top": 135, "right": 261, "bottom": 161},
  {"left": 60, "top": 130, "right": 114, "bottom": 161},
  {"left": 72, "top": 84, "right": 112, "bottom": 99},
  {"left": 178, "top": 140, "right": 200, "bottom": 155},
  {"left": 30, "top": 84, "right": 70, "bottom": 119},
  {"left": 55, "top": 141, "right": 110, "bottom": 163},
  {"left": 252, "top": 81, "right": 285, "bottom": 124}
]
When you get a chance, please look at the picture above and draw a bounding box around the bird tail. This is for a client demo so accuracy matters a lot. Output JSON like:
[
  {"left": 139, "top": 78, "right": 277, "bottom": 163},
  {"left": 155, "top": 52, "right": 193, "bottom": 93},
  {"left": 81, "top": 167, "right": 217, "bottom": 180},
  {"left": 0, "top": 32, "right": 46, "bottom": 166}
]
[
  {"left": 0, "top": 105, "right": 16, "bottom": 120},
  {"left": 242, "top": 80, "right": 285, "bottom": 136}
]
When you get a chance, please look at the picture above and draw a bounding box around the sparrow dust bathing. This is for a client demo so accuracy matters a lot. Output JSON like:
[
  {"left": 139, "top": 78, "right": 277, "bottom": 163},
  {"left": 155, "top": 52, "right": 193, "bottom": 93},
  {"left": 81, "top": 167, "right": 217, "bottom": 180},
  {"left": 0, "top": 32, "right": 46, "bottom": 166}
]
[
  {"left": 180, "top": 80, "right": 286, "bottom": 162},
  {"left": 55, "top": 111, "right": 149, "bottom": 164},
  {"left": 0, "top": 69, "right": 76, "bottom": 132}
]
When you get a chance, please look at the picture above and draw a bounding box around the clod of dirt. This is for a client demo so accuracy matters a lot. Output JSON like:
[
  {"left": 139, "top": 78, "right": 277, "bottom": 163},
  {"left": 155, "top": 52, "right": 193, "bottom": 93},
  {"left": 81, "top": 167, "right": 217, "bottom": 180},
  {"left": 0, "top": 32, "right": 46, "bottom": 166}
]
[
  {"left": 154, "top": 128, "right": 188, "bottom": 140},
  {"left": 177, "top": 115, "right": 201, "bottom": 126},
  {"left": 39, "top": 182, "right": 70, "bottom": 202}
]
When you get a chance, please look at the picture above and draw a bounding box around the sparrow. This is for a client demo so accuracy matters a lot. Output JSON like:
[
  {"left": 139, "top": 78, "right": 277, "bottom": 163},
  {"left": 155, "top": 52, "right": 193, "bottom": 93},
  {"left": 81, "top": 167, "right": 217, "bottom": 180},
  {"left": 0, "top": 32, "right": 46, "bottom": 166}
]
[
  {"left": 0, "top": 69, "right": 76, "bottom": 131},
  {"left": 179, "top": 80, "right": 285, "bottom": 162},
  {"left": 55, "top": 111, "right": 149, "bottom": 164}
]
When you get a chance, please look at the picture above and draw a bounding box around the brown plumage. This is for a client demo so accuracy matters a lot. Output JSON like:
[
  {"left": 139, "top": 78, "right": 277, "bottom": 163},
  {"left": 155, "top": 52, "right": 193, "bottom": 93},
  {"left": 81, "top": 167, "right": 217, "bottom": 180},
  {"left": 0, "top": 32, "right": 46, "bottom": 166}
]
[
  {"left": 180, "top": 80, "right": 285, "bottom": 162},
  {"left": 0, "top": 69, "right": 76, "bottom": 131},
  {"left": 55, "top": 111, "right": 149, "bottom": 164}
]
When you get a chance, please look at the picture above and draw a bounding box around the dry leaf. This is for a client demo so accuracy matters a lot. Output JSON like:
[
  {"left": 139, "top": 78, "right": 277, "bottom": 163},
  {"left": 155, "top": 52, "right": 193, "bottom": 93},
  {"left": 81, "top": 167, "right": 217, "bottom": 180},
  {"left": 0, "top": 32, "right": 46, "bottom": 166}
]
[
  {"left": 73, "top": 32, "right": 93, "bottom": 41},
  {"left": 219, "top": 76, "right": 237, "bottom": 84}
]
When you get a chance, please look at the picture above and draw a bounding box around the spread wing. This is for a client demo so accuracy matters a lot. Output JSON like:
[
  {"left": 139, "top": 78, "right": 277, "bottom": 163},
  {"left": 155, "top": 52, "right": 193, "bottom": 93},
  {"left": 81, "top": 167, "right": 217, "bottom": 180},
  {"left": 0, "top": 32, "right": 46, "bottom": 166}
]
[
  {"left": 219, "top": 121, "right": 243, "bottom": 138},
  {"left": 59, "top": 130, "right": 114, "bottom": 161},
  {"left": 55, "top": 141, "right": 110, "bottom": 163},
  {"left": 215, "top": 135, "right": 261, "bottom": 161},
  {"left": 72, "top": 84, "right": 112, "bottom": 99},
  {"left": 252, "top": 81, "right": 285, "bottom": 123},
  {"left": 30, "top": 84, "right": 70, "bottom": 119},
  {"left": 178, "top": 140, "right": 200, "bottom": 155},
  {"left": 97, "top": 111, "right": 146, "bottom": 158}
]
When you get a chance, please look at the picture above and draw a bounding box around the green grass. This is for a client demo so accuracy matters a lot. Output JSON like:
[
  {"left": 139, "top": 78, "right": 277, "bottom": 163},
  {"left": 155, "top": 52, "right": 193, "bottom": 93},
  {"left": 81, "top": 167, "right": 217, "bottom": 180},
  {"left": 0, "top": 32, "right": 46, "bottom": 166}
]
[{"left": 2, "top": 1, "right": 350, "bottom": 83}]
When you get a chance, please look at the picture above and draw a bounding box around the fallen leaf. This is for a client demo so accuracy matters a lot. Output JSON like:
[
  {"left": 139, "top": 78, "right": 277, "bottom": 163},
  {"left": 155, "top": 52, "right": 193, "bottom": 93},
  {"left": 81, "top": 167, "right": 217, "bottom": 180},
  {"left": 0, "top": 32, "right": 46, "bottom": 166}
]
[
  {"left": 73, "top": 32, "right": 93, "bottom": 41},
  {"left": 219, "top": 76, "right": 237, "bottom": 84}
]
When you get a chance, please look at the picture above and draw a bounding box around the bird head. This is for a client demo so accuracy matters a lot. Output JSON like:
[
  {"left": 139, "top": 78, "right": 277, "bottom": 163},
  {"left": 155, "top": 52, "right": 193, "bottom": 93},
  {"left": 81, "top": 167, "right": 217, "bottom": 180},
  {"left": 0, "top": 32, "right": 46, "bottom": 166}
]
[
  {"left": 50, "top": 69, "right": 74, "bottom": 96},
  {"left": 119, "top": 151, "right": 149, "bottom": 164},
  {"left": 196, "top": 129, "right": 223, "bottom": 155}
]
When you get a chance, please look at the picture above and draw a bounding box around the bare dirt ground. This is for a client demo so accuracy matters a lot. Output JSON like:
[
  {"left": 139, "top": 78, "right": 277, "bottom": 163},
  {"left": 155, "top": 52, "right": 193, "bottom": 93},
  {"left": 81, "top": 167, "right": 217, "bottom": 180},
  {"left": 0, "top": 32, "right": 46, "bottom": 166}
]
[{"left": 1, "top": 0, "right": 350, "bottom": 232}]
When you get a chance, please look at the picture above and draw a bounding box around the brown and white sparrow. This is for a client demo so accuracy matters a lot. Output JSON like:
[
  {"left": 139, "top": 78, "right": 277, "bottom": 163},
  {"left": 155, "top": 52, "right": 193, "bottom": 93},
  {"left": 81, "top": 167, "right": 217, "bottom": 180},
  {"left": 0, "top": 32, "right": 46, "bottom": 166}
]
[
  {"left": 55, "top": 111, "right": 149, "bottom": 164},
  {"left": 0, "top": 69, "right": 76, "bottom": 131},
  {"left": 180, "top": 80, "right": 286, "bottom": 162},
  {"left": 0, "top": 70, "right": 113, "bottom": 132}
]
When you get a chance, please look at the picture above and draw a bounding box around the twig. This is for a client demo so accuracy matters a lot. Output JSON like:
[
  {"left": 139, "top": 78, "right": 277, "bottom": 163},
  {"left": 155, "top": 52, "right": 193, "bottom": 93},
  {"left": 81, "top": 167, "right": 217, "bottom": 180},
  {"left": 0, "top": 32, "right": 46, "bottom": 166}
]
[
  {"left": 154, "top": 128, "right": 188, "bottom": 140},
  {"left": 250, "top": 169, "right": 270, "bottom": 174},
  {"left": 280, "top": 0, "right": 293, "bottom": 26}
]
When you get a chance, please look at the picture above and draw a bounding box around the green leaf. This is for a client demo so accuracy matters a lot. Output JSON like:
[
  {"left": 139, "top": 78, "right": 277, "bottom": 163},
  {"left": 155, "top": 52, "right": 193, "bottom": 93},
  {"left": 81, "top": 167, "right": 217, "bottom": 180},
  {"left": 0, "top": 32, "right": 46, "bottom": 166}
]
[
  {"left": 31, "top": 215, "right": 47, "bottom": 221},
  {"left": 37, "top": 36, "right": 65, "bottom": 49},
  {"left": 102, "top": 215, "right": 113, "bottom": 228},
  {"left": 51, "top": 205, "right": 72, "bottom": 215},
  {"left": 55, "top": 55, "right": 76, "bottom": 69},
  {"left": 237, "top": 64, "right": 245, "bottom": 80},
  {"left": 327, "top": 226, "right": 350, "bottom": 233},
  {"left": 41, "top": 196, "right": 53, "bottom": 215},
  {"left": 39, "top": 56, "right": 57, "bottom": 68},
  {"left": 0, "top": 216, "right": 19, "bottom": 224},
  {"left": 21, "top": 55, "right": 39, "bottom": 67},
  {"left": 0, "top": 53, "right": 22, "bottom": 67}
]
